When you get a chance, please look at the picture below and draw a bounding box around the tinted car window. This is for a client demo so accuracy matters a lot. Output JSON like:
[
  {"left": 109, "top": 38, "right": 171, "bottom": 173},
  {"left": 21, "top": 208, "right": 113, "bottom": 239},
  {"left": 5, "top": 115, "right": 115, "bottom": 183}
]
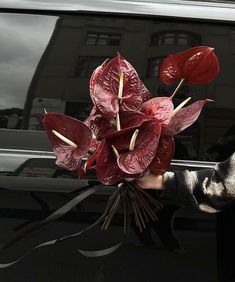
[{"left": 1, "top": 13, "right": 235, "bottom": 161}]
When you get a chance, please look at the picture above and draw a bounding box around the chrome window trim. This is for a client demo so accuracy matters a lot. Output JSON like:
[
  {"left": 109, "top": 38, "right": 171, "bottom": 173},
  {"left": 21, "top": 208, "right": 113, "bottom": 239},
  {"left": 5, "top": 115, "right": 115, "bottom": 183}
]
[
  {"left": 0, "top": 148, "right": 217, "bottom": 170},
  {"left": 0, "top": 1, "right": 235, "bottom": 22}
]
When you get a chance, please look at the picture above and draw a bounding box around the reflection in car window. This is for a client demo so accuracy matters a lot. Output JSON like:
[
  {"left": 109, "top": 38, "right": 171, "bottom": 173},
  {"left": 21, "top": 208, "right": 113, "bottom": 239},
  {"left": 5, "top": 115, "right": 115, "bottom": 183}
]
[
  {"left": 0, "top": 13, "right": 57, "bottom": 129},
  {"left": 85, "top": 32, "right": 121, "bottom": 46},
  {"left": 150, "top": 30, "right": 201, "bottom": 46},
  {"left": 1, "top": 14, "right": 235, "bottom": 161},
  {"left": 147, "top": 56, "right": 165, "bottom": 78}
]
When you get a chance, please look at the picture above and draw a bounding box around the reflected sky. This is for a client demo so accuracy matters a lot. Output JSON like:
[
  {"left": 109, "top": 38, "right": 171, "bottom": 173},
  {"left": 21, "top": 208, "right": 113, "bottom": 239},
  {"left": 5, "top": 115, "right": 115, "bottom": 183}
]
[{"left": 0, "top": 13, "right": 57, "bottom": 110}]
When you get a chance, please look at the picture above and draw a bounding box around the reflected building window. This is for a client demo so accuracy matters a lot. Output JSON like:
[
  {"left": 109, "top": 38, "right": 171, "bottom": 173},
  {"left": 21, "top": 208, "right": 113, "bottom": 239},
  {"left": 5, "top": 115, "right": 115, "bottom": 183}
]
[
  {"left": 151, "top": 31, "right": 201, "bottom": 46},
  {"left": 74, "top": 56, "right": 108, "bottom": 78},
  {"left": 147, "top": 56, "right": 165, "bottom": 78},
  {"left": 86, "top": 32, "right": 121, "bottom": 46}
]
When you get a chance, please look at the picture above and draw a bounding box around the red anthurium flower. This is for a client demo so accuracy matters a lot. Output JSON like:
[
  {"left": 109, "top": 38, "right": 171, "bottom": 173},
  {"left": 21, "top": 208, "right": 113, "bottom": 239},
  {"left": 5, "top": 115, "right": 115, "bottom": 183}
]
[
  {"left": 149, "top": 136, "right": 175, "bottom": 174},
  {"left": 142, "top": 97, "right": 174, "bottom": 127},
  {"left": 165, "top": 99, "right": 212, "bottom": 136},
  {"left": 95, "top": 120, "right": 160, "bottom": 185},
  {"left": 44, "top": 113, "right": 92, "bottom": 171},
  {"left": 95, "top": 138, "right": 147, "bottom": 185},
  {"left": 117, "top": 120, "right": 161, "bottom": 174},
  {"left": 96, "top": 139, "right": 128, "bottom": 185},
  {"left": 140, "top": 98, "right": 210, "bottom": 174},
  {"left": 44, "top": 52, "right": 219, "bottom": 186},
  {"left": 89, "top": 118, "right": 149, "bottom": 185},
  {"left": 160, "top": 46, "right": 219, "bottom": 85},
  {"left": 90, "top": 55, "right": 151, "bottom": 119},
  {"left": 141, "top": 95, "right": 211, "bottom": 137}
]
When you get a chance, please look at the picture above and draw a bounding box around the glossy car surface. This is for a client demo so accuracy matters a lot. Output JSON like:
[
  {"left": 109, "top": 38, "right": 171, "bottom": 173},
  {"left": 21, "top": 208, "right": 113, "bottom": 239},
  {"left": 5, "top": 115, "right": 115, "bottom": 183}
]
[{"left": 0, "top": 1, "right": 235, "bottom": 281}]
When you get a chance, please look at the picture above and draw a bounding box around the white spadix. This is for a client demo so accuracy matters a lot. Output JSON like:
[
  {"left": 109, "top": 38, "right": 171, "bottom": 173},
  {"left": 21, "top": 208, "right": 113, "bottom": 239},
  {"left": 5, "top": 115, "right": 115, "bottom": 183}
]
[
  {"left": 111, "top": 145, "right": 119, "bottom": 158},
  {"left": 172, "top": 97, "right": 191, "bottom": 116},
  {"left": 129, "top": 129, "right": 139, "bottom": 151},
  {"left": 52, "top": 130, "right": 77, "bottom": 149},
  {"left": 118, "top": 72, "right": 124, "bottom": 100}
]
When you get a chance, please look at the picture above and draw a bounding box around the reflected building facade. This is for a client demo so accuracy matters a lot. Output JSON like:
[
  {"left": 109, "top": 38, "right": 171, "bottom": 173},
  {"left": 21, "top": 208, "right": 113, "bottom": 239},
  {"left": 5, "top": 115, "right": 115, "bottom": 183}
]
[{"left": 14, "top": 15, "right": 235, "bottom": 156}]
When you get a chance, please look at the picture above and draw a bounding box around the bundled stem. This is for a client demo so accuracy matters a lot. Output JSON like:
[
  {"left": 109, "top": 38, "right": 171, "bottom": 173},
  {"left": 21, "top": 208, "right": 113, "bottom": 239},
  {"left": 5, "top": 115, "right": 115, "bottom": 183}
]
[{"left": 101, "top": 181, "right": 161, "bottom": 233}]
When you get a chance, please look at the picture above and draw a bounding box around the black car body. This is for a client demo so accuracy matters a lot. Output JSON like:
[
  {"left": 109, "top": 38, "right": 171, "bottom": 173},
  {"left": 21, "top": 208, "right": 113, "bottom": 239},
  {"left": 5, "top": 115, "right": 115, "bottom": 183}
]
[{"left": 0, "top": 1, "right": 235, "bottom": 281}]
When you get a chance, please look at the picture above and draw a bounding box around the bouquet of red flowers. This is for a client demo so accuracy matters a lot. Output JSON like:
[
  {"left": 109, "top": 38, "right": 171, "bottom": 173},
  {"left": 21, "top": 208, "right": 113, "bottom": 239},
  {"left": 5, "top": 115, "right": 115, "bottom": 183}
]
[
  {"left": 0, "top": 46, "right": 219, "bottom": 267},
  {"left": 45, "top": 46, "right": 219, "bottom": 182},
  {"left": 43, "top": 46, "right": 219, "bottom": 229}
]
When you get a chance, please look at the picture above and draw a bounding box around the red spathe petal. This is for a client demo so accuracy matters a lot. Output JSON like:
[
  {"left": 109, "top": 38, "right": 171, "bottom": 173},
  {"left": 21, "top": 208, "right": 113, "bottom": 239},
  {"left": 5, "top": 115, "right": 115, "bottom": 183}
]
[
  {"left": 95, "top": 139, "right": 148, "bottom": 184},
  {"left": 142, "top": 97, "right": 174, "bottom": 126},
  {"left": 91, "top": 55, "right": 146, "bottom": 118},
  {"left": 89, "top": 59, "right": 109, "bottom": 105},
  {"left": 160, "top": 55, "right": 182, "bottom": 85},
  {"left": 182, "top": 47, "right": 220, "bottom": 84},
  {"left": 120, "top": 92, "right": 143, "bottom": 112},
  {"left": 96, "top": 140, "right": 126, "bottom": 185},
  {"left": 55, "top": 147, "right": 82, "bottom": 171},
  {"left": 117, "top": 120, "right": 161, "bottom": 174},
  {"left": 120, "top": 80, "right": 152, "bottom": 111},
  {"left": 160, "top": 46, "right": 219, "bottom": 85},
  {"left": 92, "top": 84, "right": 119, "bottom": 119},
  {"left": 165, "top": 99, "right": 212, "bottom": 136},
  {"left": 120, "top": 111, "right": 153, "bottom": 130},
  {"left": 44, "top": 113, "right": 92, "bottom": 170},
  {"left": 149, "top": 137, "right": 175, "bottom": 174}
]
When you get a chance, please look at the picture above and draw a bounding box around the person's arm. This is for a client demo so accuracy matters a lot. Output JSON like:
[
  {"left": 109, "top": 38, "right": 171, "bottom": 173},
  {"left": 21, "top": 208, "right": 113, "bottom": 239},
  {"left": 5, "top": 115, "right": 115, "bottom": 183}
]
[{"left": 136, "top": 153, "right": 235, "bottom": 213}]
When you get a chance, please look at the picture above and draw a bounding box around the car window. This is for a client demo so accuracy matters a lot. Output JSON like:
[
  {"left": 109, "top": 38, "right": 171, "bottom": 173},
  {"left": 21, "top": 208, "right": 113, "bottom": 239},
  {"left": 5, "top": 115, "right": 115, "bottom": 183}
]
[{"left": 1, "top": 12, "right": 234, "bottom": 161}]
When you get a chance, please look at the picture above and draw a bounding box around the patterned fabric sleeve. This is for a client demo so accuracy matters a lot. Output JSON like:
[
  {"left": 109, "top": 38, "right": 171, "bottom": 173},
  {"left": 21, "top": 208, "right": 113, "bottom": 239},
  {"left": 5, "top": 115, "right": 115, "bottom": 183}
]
[{"left": 161, "top": 153, "right": 235, "bottom": 213}]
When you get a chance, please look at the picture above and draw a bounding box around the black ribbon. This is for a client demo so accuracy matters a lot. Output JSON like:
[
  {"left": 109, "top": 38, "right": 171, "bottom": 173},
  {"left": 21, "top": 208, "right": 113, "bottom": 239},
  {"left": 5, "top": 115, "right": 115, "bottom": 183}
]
[{"left": 0, "top": 183, "right": 129, "bottom": 268}]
